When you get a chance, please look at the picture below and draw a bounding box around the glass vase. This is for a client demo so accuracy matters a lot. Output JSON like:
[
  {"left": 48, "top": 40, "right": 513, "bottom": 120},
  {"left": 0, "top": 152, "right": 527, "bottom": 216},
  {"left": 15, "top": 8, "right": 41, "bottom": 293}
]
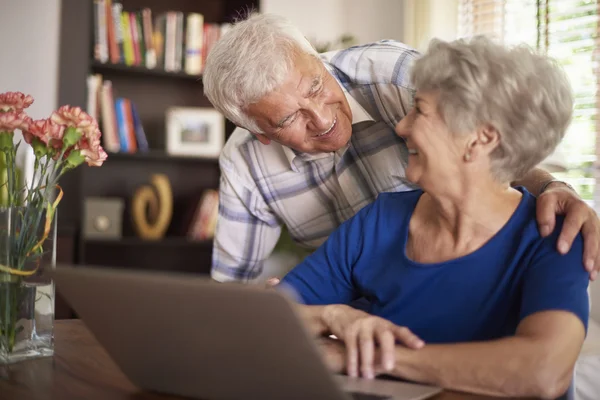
[{"left": 0, "top": 206, "right": 56, "bottom": 364}]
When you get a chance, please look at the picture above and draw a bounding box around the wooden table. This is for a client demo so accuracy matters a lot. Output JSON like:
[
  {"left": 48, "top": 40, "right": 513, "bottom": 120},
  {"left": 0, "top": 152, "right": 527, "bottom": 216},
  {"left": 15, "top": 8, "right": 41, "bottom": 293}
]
[{"left": 0, "top": 320, "right": 519, "bottom": 400}]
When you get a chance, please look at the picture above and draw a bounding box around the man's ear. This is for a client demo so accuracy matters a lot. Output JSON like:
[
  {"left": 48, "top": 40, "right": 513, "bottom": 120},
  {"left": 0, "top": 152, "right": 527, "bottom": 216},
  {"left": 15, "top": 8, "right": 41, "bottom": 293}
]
[{"left": 252, "top": 133, "right": 271, "bottom": 145}]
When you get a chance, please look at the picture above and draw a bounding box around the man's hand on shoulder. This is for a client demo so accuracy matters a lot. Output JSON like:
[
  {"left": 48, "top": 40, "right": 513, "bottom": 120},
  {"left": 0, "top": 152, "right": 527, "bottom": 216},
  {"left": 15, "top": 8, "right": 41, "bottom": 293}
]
[{"left": 536, "top": 181, "right": 600, "bottom": 280}]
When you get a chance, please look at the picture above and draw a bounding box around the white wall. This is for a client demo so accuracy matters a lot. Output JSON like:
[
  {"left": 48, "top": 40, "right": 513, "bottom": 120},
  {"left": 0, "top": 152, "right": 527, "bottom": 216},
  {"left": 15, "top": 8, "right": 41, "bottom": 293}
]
[
  {"left": 260, "top": 0, "right": 405, "bottom": 48},
  {"left": 0, "top": 0, "right": 61, "bottom": 119},
  {"left": 0, "top": 0, "right": 62, "bottom": 177},
  {"left": 344, "top": 0, "right": 404, "bottom": 45},
  {"left": 260, "top": 0, "right": 347, "bottom": 45}
]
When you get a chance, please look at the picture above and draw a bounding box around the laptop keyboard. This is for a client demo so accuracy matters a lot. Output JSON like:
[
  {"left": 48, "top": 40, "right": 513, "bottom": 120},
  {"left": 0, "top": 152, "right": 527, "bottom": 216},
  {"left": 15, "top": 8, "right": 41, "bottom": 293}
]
[{"left": 348, "top": 391, "right": 392, "bottom": 400}]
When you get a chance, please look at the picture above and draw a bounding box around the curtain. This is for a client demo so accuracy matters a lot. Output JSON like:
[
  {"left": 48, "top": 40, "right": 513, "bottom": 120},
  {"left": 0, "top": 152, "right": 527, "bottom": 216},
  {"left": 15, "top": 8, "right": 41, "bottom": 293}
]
[{"left": 458, "top": 0, "right": 600, "bottom": 209}]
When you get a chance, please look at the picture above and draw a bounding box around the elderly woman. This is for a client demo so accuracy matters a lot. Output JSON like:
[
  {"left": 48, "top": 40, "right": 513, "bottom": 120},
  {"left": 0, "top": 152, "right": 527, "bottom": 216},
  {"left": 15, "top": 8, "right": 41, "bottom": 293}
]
[{"left": 280, "top": 36, "right": 589, "bottom": 399}]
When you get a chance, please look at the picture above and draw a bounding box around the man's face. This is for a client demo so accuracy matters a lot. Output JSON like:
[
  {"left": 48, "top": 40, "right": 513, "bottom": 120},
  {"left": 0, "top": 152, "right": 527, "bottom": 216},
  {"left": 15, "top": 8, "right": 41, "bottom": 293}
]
[{"left": 245, "top": 51, "right": 353, "bottom": 154}]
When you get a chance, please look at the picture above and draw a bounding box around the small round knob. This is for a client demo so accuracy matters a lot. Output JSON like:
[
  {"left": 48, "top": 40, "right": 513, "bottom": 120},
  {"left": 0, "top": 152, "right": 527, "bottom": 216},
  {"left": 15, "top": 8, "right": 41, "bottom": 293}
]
[{"left": 94, "top": 215, "right": 111, "bottom": 232}]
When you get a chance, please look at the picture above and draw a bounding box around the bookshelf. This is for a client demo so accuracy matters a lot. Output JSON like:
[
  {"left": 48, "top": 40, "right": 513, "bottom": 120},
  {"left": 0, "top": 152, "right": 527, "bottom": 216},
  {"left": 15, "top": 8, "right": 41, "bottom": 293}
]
[
  {"left": 106, "top": 150, "right": 220, "bottom": 163},
  {"left": 90, "top": 61, "right": 203, "bottom": 80},
  {"left": 57, "top": 0, "right": 259, "bottom": 274}
]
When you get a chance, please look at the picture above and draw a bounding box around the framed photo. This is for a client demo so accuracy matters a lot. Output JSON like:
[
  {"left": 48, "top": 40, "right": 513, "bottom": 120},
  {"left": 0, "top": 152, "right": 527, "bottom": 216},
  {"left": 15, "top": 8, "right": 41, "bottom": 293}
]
[{"left": 165, "top": 107, "right": 225, "bottom": 158}]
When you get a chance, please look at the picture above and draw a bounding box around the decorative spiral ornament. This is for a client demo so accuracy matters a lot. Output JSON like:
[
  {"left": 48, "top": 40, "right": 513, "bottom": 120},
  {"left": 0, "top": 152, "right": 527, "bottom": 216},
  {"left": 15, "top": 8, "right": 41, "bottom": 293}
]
[{"left": 131, "top": 174, "right": 173, "bottom": 240}]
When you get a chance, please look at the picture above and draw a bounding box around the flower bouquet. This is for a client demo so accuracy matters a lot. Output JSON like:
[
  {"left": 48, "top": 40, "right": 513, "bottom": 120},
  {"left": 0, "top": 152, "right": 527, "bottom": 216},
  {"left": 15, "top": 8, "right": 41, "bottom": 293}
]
[{"left": 0, "top": 92, "right": 106, "bottom": 364}]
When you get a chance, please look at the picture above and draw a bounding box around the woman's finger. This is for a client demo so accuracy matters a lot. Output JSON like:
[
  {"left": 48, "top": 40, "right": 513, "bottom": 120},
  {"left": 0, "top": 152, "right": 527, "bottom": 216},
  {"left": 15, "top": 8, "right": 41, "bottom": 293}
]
[
  {"left": 345, "top": 328, "right": 359, "bottom": 378},
  {"left": 265, "top": 277, "right": 280, "bottom": 288},
  {"left": 376, "top": 329, "right": 396, "bottom": 372},
  {"left": 358, "top": 327, "right": 376, "bottom": 379},
  {"left": 393, "top": 326, "right": 425, "bottom": 349}
]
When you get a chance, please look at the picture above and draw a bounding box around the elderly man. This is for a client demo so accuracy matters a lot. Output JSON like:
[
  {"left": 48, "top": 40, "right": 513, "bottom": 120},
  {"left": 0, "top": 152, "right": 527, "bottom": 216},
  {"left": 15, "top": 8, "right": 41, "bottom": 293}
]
[{"left": 203, "top": 13, "right": 600, "bottom": 283}]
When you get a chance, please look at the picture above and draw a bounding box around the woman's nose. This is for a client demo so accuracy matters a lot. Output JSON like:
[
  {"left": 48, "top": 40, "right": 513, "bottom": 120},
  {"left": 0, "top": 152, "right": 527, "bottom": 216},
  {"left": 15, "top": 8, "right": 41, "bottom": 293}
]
[{"left": 395, "top": 109, "right": 415, "bottom": 137}]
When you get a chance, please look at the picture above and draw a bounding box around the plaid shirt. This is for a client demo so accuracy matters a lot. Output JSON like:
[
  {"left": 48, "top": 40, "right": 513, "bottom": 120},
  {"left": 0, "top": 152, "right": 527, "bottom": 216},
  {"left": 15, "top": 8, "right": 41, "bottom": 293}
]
[{"left": 211, "top": 40, "right": 420, "bottom": 282}]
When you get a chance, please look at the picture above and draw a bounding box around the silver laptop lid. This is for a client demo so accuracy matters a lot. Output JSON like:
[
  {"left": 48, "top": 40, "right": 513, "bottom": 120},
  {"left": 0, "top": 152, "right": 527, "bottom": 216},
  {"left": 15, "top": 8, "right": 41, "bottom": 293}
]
[{"left": 54, "top": 265, "right": 351, "bottom": 400}]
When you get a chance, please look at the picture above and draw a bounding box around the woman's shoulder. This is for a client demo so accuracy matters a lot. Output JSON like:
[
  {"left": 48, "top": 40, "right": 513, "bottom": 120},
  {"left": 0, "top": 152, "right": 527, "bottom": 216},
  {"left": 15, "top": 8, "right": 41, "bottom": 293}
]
[
  {"left": 376, "top": 189, "right": 424, "bottom": 207},
  {"left": 359, "top": 189, "right": 424, "bottom": 222}
]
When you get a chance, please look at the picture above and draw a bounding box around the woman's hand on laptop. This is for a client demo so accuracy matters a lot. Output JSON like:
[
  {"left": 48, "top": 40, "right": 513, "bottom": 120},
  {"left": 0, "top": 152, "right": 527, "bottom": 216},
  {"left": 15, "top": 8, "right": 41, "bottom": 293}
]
[
  {"left": 264, "top": 277, "right": 280, "bottom": 288},
  {"left": 321, "top": 305, "right": 425, "bottom": 379},
  {"left": 317, "top": 337, "right": 346, "bottom": 373}
]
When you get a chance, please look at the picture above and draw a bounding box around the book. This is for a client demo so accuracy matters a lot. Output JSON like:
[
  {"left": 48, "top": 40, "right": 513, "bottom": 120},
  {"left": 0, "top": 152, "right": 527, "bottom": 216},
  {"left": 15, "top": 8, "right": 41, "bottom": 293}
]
[
  {"left": 184, "top": 13, "right": 204, "bottom": 75},
  {"left": 188, "top": 189, "right": 219, "bottom": 241},
  {"left": 99, "top": 80, "right": 120, "bottom": 153},
  {"left": 141, "top": 8, "right": 156, "bottom": 68},
  {"left": 130, "top": 102, "right": 149, "bottom": 152}
]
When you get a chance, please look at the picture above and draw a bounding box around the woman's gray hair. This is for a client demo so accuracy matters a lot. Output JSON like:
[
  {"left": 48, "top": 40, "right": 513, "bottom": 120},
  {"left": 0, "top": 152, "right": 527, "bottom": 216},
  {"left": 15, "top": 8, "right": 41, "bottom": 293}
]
[
  {"left": 412, "top": 36, "right": 573, "bottom": 182},
  {"left": 203, "top": 13, "right": 318, "bottom": 134}
]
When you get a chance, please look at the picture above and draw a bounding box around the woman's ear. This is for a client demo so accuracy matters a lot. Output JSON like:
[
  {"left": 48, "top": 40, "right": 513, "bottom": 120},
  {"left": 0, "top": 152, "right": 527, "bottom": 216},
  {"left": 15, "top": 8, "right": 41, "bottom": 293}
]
[
  {"left": 478, "top": 124, "right": 500, "bottom": 153},
  {"left": 467, "top": 124, "right": 500, "bottom": 158}
]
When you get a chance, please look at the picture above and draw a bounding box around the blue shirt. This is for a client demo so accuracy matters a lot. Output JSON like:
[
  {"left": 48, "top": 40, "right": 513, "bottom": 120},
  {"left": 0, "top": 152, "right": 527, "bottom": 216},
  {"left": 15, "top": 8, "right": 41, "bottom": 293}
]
[{"left": 281, "top": 188, "right": 589, "bottom": 343}]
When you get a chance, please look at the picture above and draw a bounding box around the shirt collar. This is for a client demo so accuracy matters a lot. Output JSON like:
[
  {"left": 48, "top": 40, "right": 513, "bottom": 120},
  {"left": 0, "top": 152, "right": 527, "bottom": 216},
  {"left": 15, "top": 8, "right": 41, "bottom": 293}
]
[{"left": 282, "top": 89, "right": 375, "bottom": 168}]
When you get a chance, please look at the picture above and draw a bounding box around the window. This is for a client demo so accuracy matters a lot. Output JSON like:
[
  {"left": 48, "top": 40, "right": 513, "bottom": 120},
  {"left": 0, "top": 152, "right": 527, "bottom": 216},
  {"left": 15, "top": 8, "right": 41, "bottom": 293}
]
[{"left": 458, "top": 0, "right": 599, "bottom": 208}]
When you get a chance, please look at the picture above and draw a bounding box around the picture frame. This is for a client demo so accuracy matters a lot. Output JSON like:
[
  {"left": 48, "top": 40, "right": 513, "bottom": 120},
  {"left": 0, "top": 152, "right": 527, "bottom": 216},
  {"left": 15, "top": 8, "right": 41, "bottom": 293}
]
[{"left": 165, "top": 107, "right": 225, "bottom": 158}]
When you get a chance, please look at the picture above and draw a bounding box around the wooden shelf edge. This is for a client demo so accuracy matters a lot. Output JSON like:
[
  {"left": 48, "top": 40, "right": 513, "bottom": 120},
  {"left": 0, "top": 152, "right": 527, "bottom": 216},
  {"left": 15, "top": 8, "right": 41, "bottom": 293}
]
[
  {"left": 84, "top": 238, "right": 213, "bottom": 247},
  {"left": 90, "top": 61, "right": 203, "bottom": 81},
  {"left": 105, "top": 150, "right": 220, "bottom": 163}
]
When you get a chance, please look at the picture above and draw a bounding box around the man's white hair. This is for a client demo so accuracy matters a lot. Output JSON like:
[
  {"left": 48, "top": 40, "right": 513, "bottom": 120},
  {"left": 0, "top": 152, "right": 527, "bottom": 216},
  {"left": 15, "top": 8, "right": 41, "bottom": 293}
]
[
  {"left": 412, "top": 36, "right": 574, "bottom": 182},
  {"left": 203, "top": 13, "right": 318, "bottom": 134}
]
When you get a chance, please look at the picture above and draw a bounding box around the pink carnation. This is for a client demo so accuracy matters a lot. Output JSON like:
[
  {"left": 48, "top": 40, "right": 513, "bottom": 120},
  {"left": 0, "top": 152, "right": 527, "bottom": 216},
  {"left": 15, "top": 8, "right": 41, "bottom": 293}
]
[
  {"left": 0, "top": 92, "right": 34, "bottom": 112},
  {"left": 77, "top": 127, "right": 107, "bottom": 166},
  {"left": 58, "top": 126, "right": 106, "bottom": 166},
  {"left": 50, "top": 105, "right": 97, "bottom": 135},
  {"left": 79, "top": 125, "right": 102, "bottom": 150},
  {"left": 45, "top": 119, "right": 67, "bottom": 149},
  {"left": 80, "top": 145, "right": 108, "bottom": 167},
  {"left": 0, "top": 111, "right": 31, "bottom": 133},
  {"left": 23, "top": 119, "right": 65, "bottom": 148}
]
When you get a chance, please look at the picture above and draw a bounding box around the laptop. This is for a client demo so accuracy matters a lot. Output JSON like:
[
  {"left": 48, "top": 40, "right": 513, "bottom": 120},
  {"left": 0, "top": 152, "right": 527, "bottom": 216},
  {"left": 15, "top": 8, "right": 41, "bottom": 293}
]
[{"left": 53, "top": 265, "right": 442, "bottom": 400}]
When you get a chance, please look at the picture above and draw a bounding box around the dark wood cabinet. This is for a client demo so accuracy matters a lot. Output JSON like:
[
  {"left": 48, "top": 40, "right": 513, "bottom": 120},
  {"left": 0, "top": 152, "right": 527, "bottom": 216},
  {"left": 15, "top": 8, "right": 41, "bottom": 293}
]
[{"left": 56, "top": 0, "right": 258, "bottom": 274}]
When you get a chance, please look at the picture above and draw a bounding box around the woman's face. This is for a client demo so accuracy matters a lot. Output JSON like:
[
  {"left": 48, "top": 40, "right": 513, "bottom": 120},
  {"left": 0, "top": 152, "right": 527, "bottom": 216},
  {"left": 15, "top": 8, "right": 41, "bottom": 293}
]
[{"left": 395, "top": 91, "right": 466, "bottom": 189}]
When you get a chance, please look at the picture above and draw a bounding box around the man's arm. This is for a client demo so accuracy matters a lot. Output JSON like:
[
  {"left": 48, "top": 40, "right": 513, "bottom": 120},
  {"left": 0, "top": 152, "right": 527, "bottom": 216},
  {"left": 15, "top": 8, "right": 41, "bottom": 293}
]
[
  {"left": 515, "top": 167, "right": 600, "bottom": 280},
  {"left": 211, "top": 156, "right": 281, "bottom": 282},
  {"left": 512, "top": 166, "right": 555, "bottom": 196},
  {"left": 388, "top": 311, "right": 584, "bottom": 399}
]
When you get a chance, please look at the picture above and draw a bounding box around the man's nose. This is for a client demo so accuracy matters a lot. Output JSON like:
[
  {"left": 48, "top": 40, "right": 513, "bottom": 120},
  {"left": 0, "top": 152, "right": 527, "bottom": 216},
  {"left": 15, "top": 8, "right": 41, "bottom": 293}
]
[
  {"left": 306, "top": 101, "right": 333, "bottom": 131},
  {"left": 395, "top": 109, "right": 415, "bottom": 137}
]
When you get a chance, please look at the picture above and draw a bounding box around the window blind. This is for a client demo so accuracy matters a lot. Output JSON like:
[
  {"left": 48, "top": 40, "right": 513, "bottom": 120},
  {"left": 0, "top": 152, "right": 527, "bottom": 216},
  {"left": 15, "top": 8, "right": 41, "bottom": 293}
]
[{"left": 458, "top": 0, "right": 600, "bottom": 208}]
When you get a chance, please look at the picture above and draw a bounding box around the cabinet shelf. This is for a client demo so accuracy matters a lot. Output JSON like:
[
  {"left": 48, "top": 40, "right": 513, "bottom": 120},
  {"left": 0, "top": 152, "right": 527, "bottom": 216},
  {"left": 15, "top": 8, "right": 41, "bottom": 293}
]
[
  {"left": 81, "top": 237, "right": 213, "bottom": 274},
  {"left": 84, "top": 237, "right": 213, "bottom": 248},
  {"left": 90, "top": 61, "right": 203, "bottom": 81},
  {"left": 106, "top": 150, "right": 219, "bottom": 164},
  {"left": 57, "top": 0, "right": 258, "bottom": 277}
]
